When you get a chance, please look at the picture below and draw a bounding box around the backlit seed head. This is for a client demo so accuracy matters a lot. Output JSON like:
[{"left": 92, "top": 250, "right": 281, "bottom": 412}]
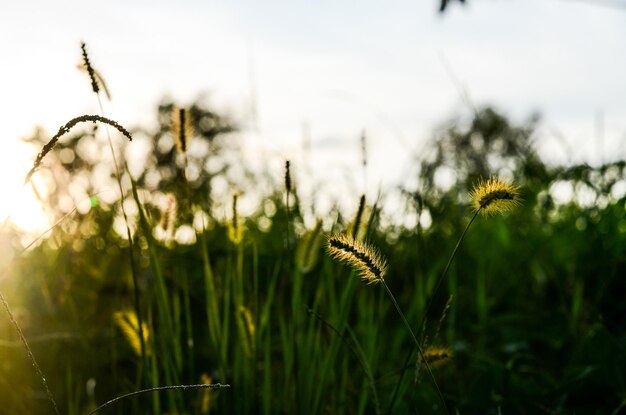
[
  {"left": 470, "top": 177, "right": 521, "bottom": 216},
  {"left": 424, "top": 346, "right": 453, "bottom": 368},
  {"left": 171, "top": 107, "right": 193, "bottom": 153},
  {"left": 327, "top": 234, "right": 387, "bottom": 284}
]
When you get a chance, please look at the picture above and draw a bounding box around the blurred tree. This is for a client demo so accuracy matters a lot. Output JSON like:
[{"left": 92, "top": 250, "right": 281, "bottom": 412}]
[{"left": 23, "top": 99, "right": 236, "bottom": 237}]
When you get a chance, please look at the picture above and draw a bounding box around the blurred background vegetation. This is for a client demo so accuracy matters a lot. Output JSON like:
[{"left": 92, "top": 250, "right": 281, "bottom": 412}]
[{"left": 1, "top": 89, "right": 625, "bottom": 415}]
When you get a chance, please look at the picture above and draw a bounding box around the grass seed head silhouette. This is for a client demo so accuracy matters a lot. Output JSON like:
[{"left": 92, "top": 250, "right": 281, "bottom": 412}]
[
  {"left": 228, "top": 192, "right": 244, "bottom": 245},
  {"left": 24, "top": 115, "right": 132, "bottom": 184},
  {"left": 171, "top": 107, "right": 193, "bottom": 153},
  {"left": 284, "top": 160, "right": 292, "bottom": 193},
  {"left": 470, "top": 176, "right": 520, "bottom": 216},
  {"left": 80, "top": 42, "right": 99, "bottom": 95},
  {"left": 327, "top": 234, "right": 387, "bottom": 284}
]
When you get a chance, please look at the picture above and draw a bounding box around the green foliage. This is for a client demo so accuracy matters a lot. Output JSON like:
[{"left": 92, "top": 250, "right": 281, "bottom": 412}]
[{"left": 2, "top": 105, "right": 626, "bottom": 414}]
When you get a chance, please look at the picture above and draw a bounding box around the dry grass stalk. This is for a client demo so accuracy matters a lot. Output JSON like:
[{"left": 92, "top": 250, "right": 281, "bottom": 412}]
[{"left": 24, "top": 115, "right": 132, "bottom": 184}]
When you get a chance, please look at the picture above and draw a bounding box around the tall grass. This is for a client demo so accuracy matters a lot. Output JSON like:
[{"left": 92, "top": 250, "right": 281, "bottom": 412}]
[{"left": 1, "top": 44, "right": 625, "bottom": 415}]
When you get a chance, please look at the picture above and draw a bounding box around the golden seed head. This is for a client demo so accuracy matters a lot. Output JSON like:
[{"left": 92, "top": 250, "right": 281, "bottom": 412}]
[
  {"left": 470, "top": 176, "right": 521, "bottom": 216},
  {"left": 160, "top": 193, "right": 177, "bottom": 234},
  {"left": 200, "top": 373, "right": 214, "bottom": 412},
  {"left": 113, "top": 310, "right": 151, "bottom": 357},
  {"left": 236, "top": 306, "right": 256, "bottom": 357},
  {"left": 327, "top": 234, "right": 387, "bottom": 284},
  {"left": 171, "top": 106, "right": 193, "bottom": 153},
  {"left": 423, "top": 346, "right": 453, "bottom": 368},
  {"left": 228, "top": 192, "right": 244, "bottom": 245}
]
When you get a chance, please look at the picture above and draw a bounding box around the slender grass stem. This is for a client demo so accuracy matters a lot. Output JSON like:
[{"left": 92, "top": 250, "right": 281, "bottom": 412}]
[
  {"left": 96, "top": 94, "right": 147, "bottom": 370},
  {"left": 420, "top": 209, "right": 480, "bottom": 329},
  {"left": 88, "top": 383, "right": 230, "bottom": 415},
  {"left": 0, "top": 290, "right": 60, "bottom": 415},
  {"left": 389, "top": 209, "right": 480, "bottom": 414},
  {"left": 308, "top": 307, "right": 381, "bottom": 415},
  {"left": 0, "top": 204, "right": 91, "bottom": 415},
  {"left": 380, "top": 280, "right": 449, "bottom": 415}
]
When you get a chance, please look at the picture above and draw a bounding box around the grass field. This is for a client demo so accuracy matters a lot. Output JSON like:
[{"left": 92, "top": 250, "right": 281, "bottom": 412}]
[{"left": 1, "top": 43, "right": 625, "bottom": 415}]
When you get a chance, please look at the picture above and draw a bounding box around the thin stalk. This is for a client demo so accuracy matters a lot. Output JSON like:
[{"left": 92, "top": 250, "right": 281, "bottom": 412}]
[
  {"left": 95, "top": 95, "right": 147, "bottom": 368},
  {"left": 0, "top": 207, "right": 85, "bottom": 415},
  {"left": 380, "top": 280, "right": 449, "bottom": 415},
  {"left": 386, "top": 347, "right": 415, "bottom": 414},
  {"left": 389, "top": 210, "right": 480, "bottom": 413},
  {"left": 88, "top": 383, "right": 230, "bottom": 415},
  {"left": 420, "top": 209, "right": 479, "bottom": 329},
  {"left": 0, "top": 290, "right": 60, "bottom": 415},
  {"left": 308, "top": 308, "right": 381, "bottom": 415}
]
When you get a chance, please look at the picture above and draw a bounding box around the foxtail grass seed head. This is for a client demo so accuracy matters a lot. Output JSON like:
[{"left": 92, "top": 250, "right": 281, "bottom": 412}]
[
  {"left": 172, "top": 107, "right": 193, "bottom": 153},
  {"left": 470, "top": 176, "right": 520, "bottom": 216},
  {"left": 80, "top": 42, "right": 99, "bottom": 94},
  {"left": 200, "top": 374, "right": 214, "bottom": 412},
  {"left": 284, "top": 160, "right": 292, "bottom": 194},
  {"left": 76, "top": 63, "right": 111, "bottom": 100},
  {"left": 327, "top": 234, "right": 387, "bottom": 284},
  {"left": 416, "top": 345, "right": 453, "bottom": 382},
  {"left": 160, "top": 193, "right": 177, "bottom": 235},
  {"left": 113, "top": 310, "right": 151, "bottom": 357},
  {"left": 236, "top": 306, "right": 256, "bottom": 357},
  {"left": 424, "top": 346, "right": 453, "bottom": 368},
  {"left": 228, "top": 192, "right": 244, "bottom": 245}
]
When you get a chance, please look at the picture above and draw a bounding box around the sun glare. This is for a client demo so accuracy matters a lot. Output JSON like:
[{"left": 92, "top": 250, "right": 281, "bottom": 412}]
[{"left": 0, "top": 143, "right": 51, "bottom": 236}]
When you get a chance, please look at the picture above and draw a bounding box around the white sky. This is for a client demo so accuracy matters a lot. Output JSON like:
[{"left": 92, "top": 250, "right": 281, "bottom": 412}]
[{"left": 1, "top": 0, "right": 626, "bottom": 232}]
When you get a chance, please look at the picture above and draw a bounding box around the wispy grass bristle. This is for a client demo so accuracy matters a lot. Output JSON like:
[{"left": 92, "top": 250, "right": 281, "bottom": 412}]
[
  {"left": 470, "top": 176, "right": 521, "bottom": 215},
  {"left": 24, "top": 115, "right": 132, "bottom": 184},
  {"left": 327, "top": 234, "right": 387, "bottom": 284}
]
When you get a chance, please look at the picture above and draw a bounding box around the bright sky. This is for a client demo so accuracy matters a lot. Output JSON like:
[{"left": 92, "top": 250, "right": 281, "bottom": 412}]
[{"left": 1, "top": 0, "right": 626, "bottom": 232}]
